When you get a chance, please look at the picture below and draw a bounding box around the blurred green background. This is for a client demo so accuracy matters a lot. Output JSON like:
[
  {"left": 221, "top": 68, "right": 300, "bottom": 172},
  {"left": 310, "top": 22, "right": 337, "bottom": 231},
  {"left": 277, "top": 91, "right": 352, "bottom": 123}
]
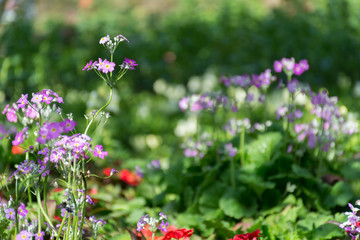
[{"left": 1, "top": 0, "right": 360, "bottom": 161}]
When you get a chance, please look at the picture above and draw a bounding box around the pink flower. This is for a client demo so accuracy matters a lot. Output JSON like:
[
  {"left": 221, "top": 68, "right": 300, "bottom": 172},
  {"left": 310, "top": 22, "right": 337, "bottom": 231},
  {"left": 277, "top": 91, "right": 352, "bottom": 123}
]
[
  {"left": 99, "top": 35, "right": 110, "bottom": 44},
  {"left": 96, "top": 58, "right": 106, "bottom": 71},
  {"left": 31, "top": 93, "right": 43, "bottom": 104},
  {"left": 82, "top": 60, "right": 94, "bottom": 71},
  {"left": 42, "top": 94, "right": 53, "bottom": 104},
  {"left": 16, "top": 230, "right": 32, "bottom": 240},
  {"left": 25, "top": 105, "right": 39, "bottom": 119},
  {"left": 273, "top": 60, "right": 283, "bottom": 72},
  {"left": 178, "top": 97, "right": 189, "bottom": 111},
  {"left": 18, "top": 202, "right": 28, "bottom": 217},
  {"left": 16, "top": 94, "right": 28, "bottom": 109},
  {"left": 101, "top": 60, "right": 116, "bottom": 74},
  {"left": 93, "top": 145, "right": 108, "bottom": 159},
  {"left": 34, "top": 231, "right": 45, "bottom": 240},
  {"left": 6, "top": 109, "right": 17, "bottom": 123}
]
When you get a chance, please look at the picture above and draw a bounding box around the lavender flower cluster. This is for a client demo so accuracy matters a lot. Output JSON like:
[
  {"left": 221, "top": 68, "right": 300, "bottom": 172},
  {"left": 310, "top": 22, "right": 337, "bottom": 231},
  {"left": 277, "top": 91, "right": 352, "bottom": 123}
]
[{"left": 137, "top": 212, "right": 168, "bottom": 233}]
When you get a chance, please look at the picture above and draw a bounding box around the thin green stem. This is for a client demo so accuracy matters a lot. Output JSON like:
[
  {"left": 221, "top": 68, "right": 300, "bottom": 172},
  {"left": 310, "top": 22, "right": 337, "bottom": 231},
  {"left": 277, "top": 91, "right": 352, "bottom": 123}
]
[
  {"left": 43, "top": 176, "right": 48, "bottom": 215},
  {"left": 36, "top": 190, "right": 57, "bottom": 236},
  {"left": 65, "top": 215, "right": 72, "bottom": 240},
  {"left": 230, "top": 157, "right": 235, "bottom": 189},
  {"left": 240, "top": 126, "right": 245, "bottom": 165},
  {"left": 84, "top": 87, "right": 113, "bottom": 135},
  {"left": 56, "top": 211, "right": 68, "bottom": 240}
]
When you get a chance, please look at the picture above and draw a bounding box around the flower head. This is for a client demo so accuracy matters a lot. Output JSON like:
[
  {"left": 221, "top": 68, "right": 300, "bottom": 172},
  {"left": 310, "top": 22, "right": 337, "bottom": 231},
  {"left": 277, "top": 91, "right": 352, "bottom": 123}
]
[
  {"left": 229, "top": 229, "right": 261, "bottom": 240},
  {"left": 122, "top": 57, "right": 138, "bottom": 70},
  {"left": 16, "top": 230, "right": 32, "bottom": 240},
  {"left": 93, "top": 145, "right": 108, "bottom": 159},
  {"left": 99, "top": 35, "right": 110, "bottom": 44}
]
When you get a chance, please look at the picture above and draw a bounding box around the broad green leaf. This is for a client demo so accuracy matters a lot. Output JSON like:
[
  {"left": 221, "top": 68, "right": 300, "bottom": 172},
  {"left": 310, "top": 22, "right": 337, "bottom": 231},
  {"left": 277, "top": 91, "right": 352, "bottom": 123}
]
[{"left": 219, "top": 187, "right": 257, "bottom": 219}]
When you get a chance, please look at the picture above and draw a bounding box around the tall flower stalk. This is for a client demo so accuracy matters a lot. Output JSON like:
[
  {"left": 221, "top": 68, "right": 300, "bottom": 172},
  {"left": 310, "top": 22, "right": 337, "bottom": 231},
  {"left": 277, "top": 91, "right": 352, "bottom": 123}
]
[{"left": 0, "top": 34, "right": 137, "bottom": 240}]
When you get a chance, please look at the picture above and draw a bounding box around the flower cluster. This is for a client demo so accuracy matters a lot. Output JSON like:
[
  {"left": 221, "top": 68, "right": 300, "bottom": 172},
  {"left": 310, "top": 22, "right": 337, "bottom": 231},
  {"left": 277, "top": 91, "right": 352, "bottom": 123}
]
[
  {"left": 36, "top": 119, "right": 76, "bottom": 144},
  {"left": 137, "top": 212, "right": 169, "bottom": 233},
  {"left": 82, "top": 34, "right": 137, "bottom": 87},
  {"left": 274, "top": 57, "right": 309, "bottom": 77},
  {"left": 179, "top": 92, "right": 229, "bottom": 113},
  {"left": 228, "top": 229, "right": 261, "bottom": 240},
  {"left": 99, "top": 34, "right": 129, "bottom": 53},
  {"left": 339, "top": 202, "right": 360, "bottom": 240},
  {"left": 163, "top": 228, "right": 194, "bottom": 240},
  {"left": 220, "top": 69, "right": 275, "bottom": 90},
  {"left": 223, "top": 118, "right": 272, "bottom": 135},
  {"left": 89, "top": 216, "right": 106, "bottom": 238},
  {"left": 181, "top": 132, "right": 212, "bottom": 159},
  {"left": 293, "top": 90, "right": 358, "bottom": 154}
]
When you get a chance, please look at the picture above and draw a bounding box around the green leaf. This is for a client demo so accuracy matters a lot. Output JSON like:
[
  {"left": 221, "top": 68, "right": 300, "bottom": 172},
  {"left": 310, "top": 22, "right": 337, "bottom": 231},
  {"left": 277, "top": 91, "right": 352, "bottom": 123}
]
[
  {"left": 198, "top": 182, "right": 226, "bottom": 217},
  {"left": 219, "top": 187, "right": 257, "bottom": 219},
  {"left": 246, "top": 132, "right": 282, "bottom": 168}
]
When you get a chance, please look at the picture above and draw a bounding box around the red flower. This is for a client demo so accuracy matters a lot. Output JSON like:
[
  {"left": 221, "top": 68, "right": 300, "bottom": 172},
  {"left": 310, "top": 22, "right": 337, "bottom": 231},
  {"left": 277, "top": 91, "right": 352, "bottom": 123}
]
[
  {"left": 356, "top": 222, "right": 360, "bottom": 228},
  {"left": 163, "top": 228, "right": 194, "bottom": 240},
  {"left": 119, "top": 169, "right": 141, "bottom": 186},
  {"left": 229, "top": 229, "right": 261, "bottom": 240},
  {"left": 54, "top": 215, "right": 62, "bottom": 222},
  {"left": 103, "top": 167, "right": 112, "bottom": 177},
  {"left": 53, "top": 188, "right": 63, "bottom": 193},
  {"left": 11, "top": 145, "right": 24, "bottom": 155}
]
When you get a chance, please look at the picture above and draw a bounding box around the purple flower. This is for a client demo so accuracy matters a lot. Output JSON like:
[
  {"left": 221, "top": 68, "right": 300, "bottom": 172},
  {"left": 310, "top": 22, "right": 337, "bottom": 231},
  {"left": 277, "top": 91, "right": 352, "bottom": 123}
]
[
  {"left": 93, "top": 145, "right": 108, "bottom": 159},
  {"left": 184, "top": 148, "right": 198, "bottom": 157},
  {"left": 258, "top": 94, "right": 266, "bottom": 103},
  {"left": 47, "top": 122, "right": 63, "bottom": 139},
  {"left": 34, "top": 231, "right": 45, "bottom": 240},
  {"left": 122, "top": 58, "right": 138, "bottom": 70},
  {"left": 225, "top": 143, "right": 237, "bottom": 158},
  {"left": 18, "top": 203, "right": 28, "bottom": 217},
  {"left": 135, "top": 166, "right": 144, "bottom": 178},
  {"left": 287, "top": 145, "right": 293, "bottom": 153},
  {"left": 16, "top": 230, "right": 32, "bottom": 240},
  {"left": 246, "top": 93, "right": 254, "bottom": 102},
  {"left": 158, "top": 220, "right": 169, "bottom": 232},
  {"left": 276, "top": 106, "right": 287, "bottom": 120},
  {"left": 82, "top": 60, "right": 94, "bottom": 71},
  {"left": 5, "top": 208, "right": 15, "bottom": 220},
  {"left": 150, "top": 160, "right": 161, "bottom": 169},
  {"left": 287, "top": 79, "right": 299, "bottom": 93},
  {"left": 294, "top": 109, "right": 303, "bottom": 119},
  {"left": 61, "top": 119, "right": 77, "bottom": 133},
  {"left": 137, "top": 215, "right": 147, "bottom": 231},
  {"left": 232, "top": 75, "right": 250, "bottom": 87},
  {"left": 159, "top": 212, "right": 167, "bottom": 220},
  {"left": 86, "top": 195, "right": 95, "bottom": 205}
]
